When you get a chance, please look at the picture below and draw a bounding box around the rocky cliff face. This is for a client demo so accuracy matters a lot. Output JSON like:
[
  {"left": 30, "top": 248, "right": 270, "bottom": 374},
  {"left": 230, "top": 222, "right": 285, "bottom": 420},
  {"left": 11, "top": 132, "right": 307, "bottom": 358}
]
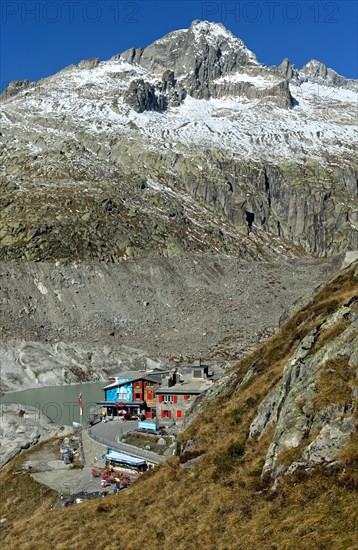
[
  {"left": 1, "top": 21, "right": 357, "bottom": 261},
  {"left": 186, "top": 259, "right": 357, "bottom": 479},
  {"left": 249, "top": 295, "right": 357, "bottom": 478}
]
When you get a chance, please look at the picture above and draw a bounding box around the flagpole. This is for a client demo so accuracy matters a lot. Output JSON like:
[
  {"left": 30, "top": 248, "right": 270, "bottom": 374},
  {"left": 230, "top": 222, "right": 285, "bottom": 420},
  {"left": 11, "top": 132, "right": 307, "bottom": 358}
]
[
  {"left": 78, "top": 393, "right": 83, "bottom": 427},
  {"left": 76, "top": 392, "right": 85, "bottom": 465}
]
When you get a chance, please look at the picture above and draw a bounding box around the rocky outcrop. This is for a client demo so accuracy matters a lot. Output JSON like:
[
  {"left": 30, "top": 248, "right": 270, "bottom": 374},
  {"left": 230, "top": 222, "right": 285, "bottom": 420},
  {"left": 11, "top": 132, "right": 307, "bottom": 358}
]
[
  {"left": 0, "top": 404, "right": 67, "bottom": 468},
  {"left": 123, "top": 77, "right": 186, "bottom": 112},
  {"left": 208, "top": 77, "right": 293, "bottom": 107},
  {"left": 276, "top": 58, "right": 298, "bottom": 80},
  {"left": 78, "top": 57, "right": 99, "bottom": 70},
  {"left": 0, "top": 79, "right": 30, "bottom": 100},
  {"left": 249, "top": 294, "right": 358, "bottom": 478},
  {"left": 124, "top": 79, "right": 163, "bottom": 112}
]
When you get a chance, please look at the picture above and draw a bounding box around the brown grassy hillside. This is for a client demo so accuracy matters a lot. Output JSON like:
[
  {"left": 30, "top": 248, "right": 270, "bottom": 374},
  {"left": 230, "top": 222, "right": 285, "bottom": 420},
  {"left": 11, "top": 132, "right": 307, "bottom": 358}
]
[{"left": 1, "top": 263, "right": 357, "bottom": 550}]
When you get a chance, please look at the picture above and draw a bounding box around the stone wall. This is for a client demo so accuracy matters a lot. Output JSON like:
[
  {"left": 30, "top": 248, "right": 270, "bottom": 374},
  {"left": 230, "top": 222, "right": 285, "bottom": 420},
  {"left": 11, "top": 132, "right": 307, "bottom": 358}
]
[{"left": 82, "top": 430, "right": 107, "bottom": 468}]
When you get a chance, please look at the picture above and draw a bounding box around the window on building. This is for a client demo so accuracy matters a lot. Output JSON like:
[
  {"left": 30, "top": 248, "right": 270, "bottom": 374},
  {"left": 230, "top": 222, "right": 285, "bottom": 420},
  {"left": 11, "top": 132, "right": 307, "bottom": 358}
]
[
  {"left": 163, "top": 395, "right": 175, "bottom": 403},
  {"left": 176, "top": 410, "right": 182, "bottom": 419},
  {"left": 147, "top": 392, "right": 153, "bottom": 400},
  {"left": 146, "top": 382, "right": 153, "bottom": 386},
  {"left": 184, "top": 395, "right": 191, "bottom": 401},
  {"left": 163, "top": 410, "right": 171, "bottom": 418},
  {"left": 135, "top": 382, "right": 141, "bottom": 387},
  {"left": 135, "top": 393, "right": 140, "bottom": 400}
]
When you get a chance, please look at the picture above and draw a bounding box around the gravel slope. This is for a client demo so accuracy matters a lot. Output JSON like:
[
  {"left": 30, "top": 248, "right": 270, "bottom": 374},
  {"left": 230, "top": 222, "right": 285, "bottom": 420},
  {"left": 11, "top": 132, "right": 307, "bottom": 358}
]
[{"left": 0, "top": 254, "right": 340, "bottom": 392}]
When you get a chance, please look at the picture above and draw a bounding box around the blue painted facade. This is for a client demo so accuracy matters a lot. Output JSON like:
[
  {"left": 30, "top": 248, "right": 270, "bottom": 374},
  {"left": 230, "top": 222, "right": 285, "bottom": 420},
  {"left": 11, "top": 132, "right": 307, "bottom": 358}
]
[{"left": 104, "top": 379, "right": 133, "bottom": 402}]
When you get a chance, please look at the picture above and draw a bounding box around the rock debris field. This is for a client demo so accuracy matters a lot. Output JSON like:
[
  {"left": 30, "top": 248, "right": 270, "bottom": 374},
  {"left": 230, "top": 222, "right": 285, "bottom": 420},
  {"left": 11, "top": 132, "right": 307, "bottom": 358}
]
[{"left": 0, "top": 254, "right": 340, "bottom": 393}]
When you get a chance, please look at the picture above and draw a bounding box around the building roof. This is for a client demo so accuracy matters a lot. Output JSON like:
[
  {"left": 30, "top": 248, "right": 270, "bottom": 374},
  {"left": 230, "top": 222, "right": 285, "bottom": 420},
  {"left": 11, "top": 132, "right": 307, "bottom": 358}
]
[
  {"left": 156, "top": 379, "right": 212, "bottom": 395},
  {"left": 102, "top": 450, "right": 147, "bottom": 467},
  {"left": 109, "top": 368, "right": 169, "bottom": 379},
  {"left": 96, "top": 400, "right": 145, "bottom": 407},
  {"left": 102, "top": 375, "right": 158, "bottom": 391}
]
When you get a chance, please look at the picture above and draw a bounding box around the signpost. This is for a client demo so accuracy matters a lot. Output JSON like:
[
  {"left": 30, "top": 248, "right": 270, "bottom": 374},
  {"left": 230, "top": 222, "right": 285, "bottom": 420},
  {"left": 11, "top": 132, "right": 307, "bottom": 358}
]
[{"left": 138, "top": 420, "right": 157, "bottom": 431}]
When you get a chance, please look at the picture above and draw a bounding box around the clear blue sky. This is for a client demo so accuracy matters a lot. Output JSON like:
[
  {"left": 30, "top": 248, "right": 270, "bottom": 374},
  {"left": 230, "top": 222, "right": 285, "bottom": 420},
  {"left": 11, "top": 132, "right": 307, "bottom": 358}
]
[{"left": 1, "top": 0, "right": 357, "bottom": 91}]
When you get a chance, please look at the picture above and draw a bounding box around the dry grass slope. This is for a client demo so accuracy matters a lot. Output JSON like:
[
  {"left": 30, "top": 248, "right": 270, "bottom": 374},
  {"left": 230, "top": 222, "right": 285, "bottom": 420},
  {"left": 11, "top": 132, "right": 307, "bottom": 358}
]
[{"left": 1, "top": 263, "right": 357, "bottom": 550}]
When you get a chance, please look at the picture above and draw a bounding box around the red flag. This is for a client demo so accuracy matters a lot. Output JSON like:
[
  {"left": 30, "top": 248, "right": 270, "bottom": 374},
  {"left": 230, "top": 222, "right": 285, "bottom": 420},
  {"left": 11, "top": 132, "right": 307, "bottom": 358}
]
[{"left": 78, "top": 393, "right": 83, "bottom": 417}]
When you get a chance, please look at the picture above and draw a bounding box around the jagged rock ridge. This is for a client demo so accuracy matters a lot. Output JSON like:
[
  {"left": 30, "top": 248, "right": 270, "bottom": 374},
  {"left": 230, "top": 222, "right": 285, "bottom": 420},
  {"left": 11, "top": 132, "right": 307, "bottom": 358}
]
[{"left": 119, "top": 20, "right": 291, "bottom": 104}]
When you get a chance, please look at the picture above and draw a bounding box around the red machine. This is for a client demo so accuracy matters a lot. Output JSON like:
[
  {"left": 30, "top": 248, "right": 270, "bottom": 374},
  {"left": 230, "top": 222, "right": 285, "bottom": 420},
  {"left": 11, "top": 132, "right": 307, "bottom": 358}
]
[{"left": 91, "top": 467, "right": 133, "bottom": 485}]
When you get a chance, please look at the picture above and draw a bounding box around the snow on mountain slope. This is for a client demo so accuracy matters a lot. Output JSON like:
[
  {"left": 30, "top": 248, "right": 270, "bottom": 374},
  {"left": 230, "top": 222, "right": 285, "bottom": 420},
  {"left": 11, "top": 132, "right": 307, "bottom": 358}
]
[
  {"left": 1, "top": 36, "right": 356, "bottom": 164},
  {"left": 0, "top": 21, "right": 357, "bottom": 260}
]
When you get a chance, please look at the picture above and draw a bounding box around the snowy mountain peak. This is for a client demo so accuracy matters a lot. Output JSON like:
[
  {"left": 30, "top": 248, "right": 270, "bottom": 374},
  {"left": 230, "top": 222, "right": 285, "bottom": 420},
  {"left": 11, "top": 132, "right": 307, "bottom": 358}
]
[
  {"left": 188, "top": 20, "right": 258, "bottom": 61},
  {"left": 301, "top": 59, "right": 331, "bottom": 79},
  {"left": 190, "top": 19, "right": 235, "bottom": 39},
  {"left": 299, "top": 59, "right": 357, "bottom": 90},
  {"left": 118, "top": 20, "right": 260, "bottom": 100}
]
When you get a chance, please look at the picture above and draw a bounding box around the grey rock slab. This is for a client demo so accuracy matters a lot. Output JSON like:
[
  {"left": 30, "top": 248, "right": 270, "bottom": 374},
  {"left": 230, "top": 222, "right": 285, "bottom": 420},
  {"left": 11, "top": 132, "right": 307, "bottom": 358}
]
[
  {"left": 248, "top": 300, "right": 358, "bottom": 477},
  {"left": 0, "top": 405, "right": 64, "bottom": 469}
]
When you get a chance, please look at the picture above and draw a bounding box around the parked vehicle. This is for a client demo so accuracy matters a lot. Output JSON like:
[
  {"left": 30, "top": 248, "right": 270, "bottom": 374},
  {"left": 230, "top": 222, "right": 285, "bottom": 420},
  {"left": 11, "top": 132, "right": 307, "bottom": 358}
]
[
  {"left": 101, "top": 470, "right": 117, "bottom": 483},
  {"left": 63, "top": 453, "right": 72, "bottom": 465},
  {"left": 88, "top": 406, "right": 101, "bottom": 425},
  {"left": 60, "top": 446, "right": 75, "bottom": 455},
  {"left": 64, "top": 491, "right": 108, "bottom": 506}
]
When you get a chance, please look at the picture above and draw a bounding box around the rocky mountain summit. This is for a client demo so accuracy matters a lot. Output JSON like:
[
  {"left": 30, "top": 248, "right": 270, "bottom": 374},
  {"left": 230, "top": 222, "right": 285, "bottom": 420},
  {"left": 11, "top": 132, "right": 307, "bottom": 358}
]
[
  {"left": 119, "top": 20, "right": 277, "bottom": 103},
  {"left": 1, "top": 20, "right": 357, "bottom": 262}
]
